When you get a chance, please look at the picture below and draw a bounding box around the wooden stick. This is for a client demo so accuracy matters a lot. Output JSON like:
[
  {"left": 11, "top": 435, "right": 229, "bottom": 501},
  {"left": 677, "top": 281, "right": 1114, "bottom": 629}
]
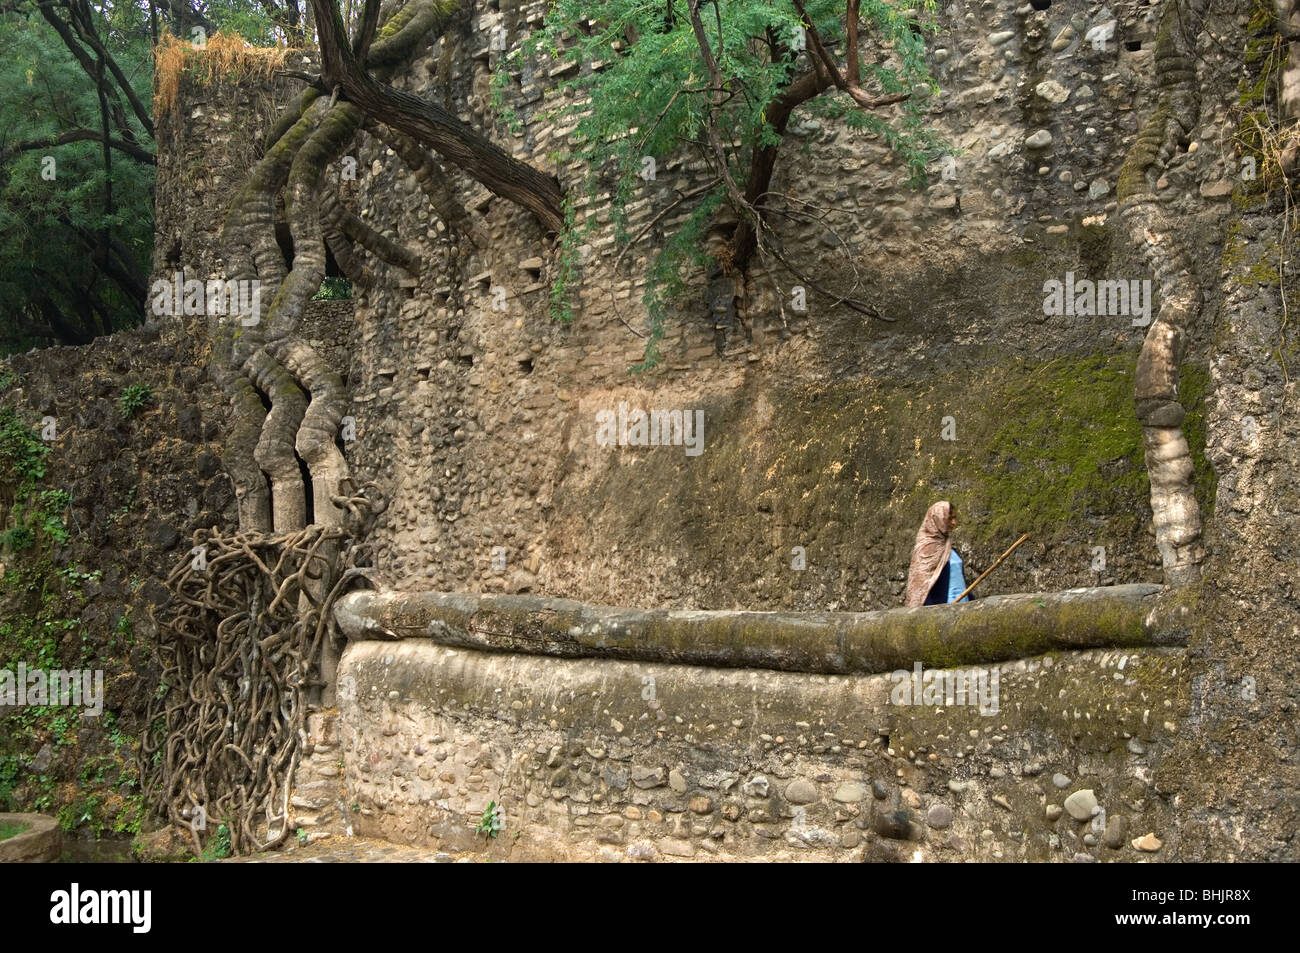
[{"left": 953, "top": 533, "right": 1029, "bottom": 603}]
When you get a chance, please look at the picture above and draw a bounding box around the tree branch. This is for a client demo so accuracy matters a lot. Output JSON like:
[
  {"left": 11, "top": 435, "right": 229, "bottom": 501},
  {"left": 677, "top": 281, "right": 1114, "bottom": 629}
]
[
  {"left": 65, "top": 0, "right": 156, "bottom": 138},
  {"left": 310, "top": 0, "right": 565, "bottom": 234},
  {"left": 353, "top": 0, "right": 382, "bottom": 60},
  {"left": 0, "top": 127, "right": 155, "bottom": 166}
]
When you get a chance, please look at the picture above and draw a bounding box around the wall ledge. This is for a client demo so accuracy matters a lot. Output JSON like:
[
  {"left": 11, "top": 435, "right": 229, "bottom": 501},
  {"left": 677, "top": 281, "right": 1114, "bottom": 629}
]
[{"left": 334, "top": 584, "right": 1168, "bottom": 676}]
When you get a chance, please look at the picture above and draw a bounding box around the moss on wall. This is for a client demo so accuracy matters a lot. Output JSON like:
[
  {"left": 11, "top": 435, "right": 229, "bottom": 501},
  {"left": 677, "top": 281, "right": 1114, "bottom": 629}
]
[
  {"left": 642, "top": 352, "right": 1153, "bottom": 552},
  {"left": 553, "top": 348, "right": 1220, "bottom": 608}
]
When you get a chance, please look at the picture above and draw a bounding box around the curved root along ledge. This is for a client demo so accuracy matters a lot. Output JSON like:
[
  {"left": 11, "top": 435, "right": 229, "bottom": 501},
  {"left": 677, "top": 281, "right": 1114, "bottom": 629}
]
[{"left": 333, "top": 584, "right": 1171, "bottom": 676}]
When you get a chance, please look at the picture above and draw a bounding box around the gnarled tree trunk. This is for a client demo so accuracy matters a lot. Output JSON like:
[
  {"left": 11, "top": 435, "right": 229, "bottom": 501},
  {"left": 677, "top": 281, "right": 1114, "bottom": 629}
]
[{"left": 1116, "top": 0, "right": 1210, "bottom": 586}]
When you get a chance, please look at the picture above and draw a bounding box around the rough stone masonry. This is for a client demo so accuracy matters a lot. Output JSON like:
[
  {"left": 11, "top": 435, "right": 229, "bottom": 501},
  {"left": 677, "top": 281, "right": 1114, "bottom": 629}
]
[{"left": 100, "top": 0, "right": 1300, "bottom": 860}]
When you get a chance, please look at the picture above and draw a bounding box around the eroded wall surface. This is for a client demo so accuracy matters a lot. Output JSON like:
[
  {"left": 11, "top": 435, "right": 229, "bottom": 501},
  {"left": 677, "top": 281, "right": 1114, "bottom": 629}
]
[
  {"left": 337, "top": 639, "right": 1187, "bottom": 861},
  {"left": 126, "top": 0, "right": 1297, "bottom": 860},
  {"left": 340, "top": 0, "right": 1227, "bottom": 609}
]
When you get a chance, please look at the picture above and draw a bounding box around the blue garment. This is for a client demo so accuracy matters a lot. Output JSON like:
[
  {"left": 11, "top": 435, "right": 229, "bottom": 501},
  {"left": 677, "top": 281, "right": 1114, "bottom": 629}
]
[
  {"left": 945, "top": 549, "right": 970, "bottom": 603},
  {"left": 924, "top": 550, "right": 970, "bottom": 605}
]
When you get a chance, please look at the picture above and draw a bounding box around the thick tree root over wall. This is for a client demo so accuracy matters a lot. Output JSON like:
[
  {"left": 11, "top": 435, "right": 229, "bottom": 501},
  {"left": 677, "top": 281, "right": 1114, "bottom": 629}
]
[
  {"left": 334, "top": 584, "right": 1172, "bottom": 676},
  {"left": 141, "top": 484, "right": 381, "bottom": 855}
]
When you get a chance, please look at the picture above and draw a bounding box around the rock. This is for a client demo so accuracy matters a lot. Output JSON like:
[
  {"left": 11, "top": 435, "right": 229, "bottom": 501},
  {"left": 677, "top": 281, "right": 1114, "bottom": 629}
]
[
  {"left": 1088, "top": 179, "right": 1111, "bottom": 200},
  {"left": 873, "top": 810, "right": 915, "bottom": 840},
  {"left": 196, "top": 450, "right": 220, "bottom": 478},
  {"left": 947, "top": 779, "right": 970, "bottom": 794},
  {"left": 1052, "top": 773, "right": 1071, "bottom": 789},
  {"left": 602, "top": 765, "right": 628, "bottom": 791},
  {"left": 145, "top": 519, "right": 181, "bottom": 550},
  {"left": 1051, "top": 26, "right": 1077, "bottom": 51},
  {"left": 992, "top": 795, "right": 1013, "bottom": 811},
  {"left": 785, "top": 779, "right": 819, "bottom": 804},
  {"left": 872, "top": 779, "right": 890, "bottom": 799},
  {"left": 841, "top": 830, "right": 861, "bottom": 849},
  {"left": 630, "top": 766, "right": 665, "bottom": 789},
  {"left": 688, "top": 796, "right": 712, "bottom": 814},
  {"left": 1200, "top": 179, "right": 1234, "bottom": 199},
  {"left": 1025, "top": 130, "right": 1054, "bottom": 149},
  {"left": 626, "top": 843, "right": 656, "bottom": 861},
  {"left": 1083, "top": 833, "right": 1098, "bottom": 847},
  {"left": 742, "top": 775, "right": 769, "bottom": 798},
  {"left": 902, "top": 789, "right": 921, "bottom": 809},
  {"left": 1046, "top": 804, "right": 1063, "bottom": 821},
  {"left": 833, "top": 781, "right": 868, "bottom": 803},
  {"left": 1126, "top": 739, "right": 1146, "bottom": 755},
  {"left": 989, "top": 31, "right": 1016, "bottom": 46},
  {"left": 1035, "top": 80, "right": 1070, "bottom": 103},
  {"left": 1132, "top": 833, "right": 1163, "bottom": 852},
  {"left": 1072, "top": 852, "right": 1096, "bottom": 863},
  {"left": 659, "top": 837, "right": 695, "bottom": 857},
  {"left": 1064, "top": 789, "right": 1099, "bottom": 821},
  {"left": 30, "top": 744, "right": 54, "bottom": 772},
  {"left": 932, "top": 48, "right": 950, "bottom": 64},
  {"left": 1104, "top": 815, "right": 1129, "bottom": 849},
  {"left": 668, "top": 768, "right": 687, "bottom": 794},
  {"left": 926, "top": 804, "right": 954, "bottom": 829}
]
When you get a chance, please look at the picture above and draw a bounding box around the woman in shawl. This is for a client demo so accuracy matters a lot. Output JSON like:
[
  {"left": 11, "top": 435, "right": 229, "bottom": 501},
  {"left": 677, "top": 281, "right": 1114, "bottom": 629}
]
[{"left": 904, "top": 501, "right": 971, "bottom": 607}]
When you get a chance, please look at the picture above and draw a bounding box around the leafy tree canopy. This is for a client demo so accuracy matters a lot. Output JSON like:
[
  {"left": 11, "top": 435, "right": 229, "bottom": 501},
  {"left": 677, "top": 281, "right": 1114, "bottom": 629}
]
[{"left": 514, "top": 0, "right": 942, "bottom": 367}]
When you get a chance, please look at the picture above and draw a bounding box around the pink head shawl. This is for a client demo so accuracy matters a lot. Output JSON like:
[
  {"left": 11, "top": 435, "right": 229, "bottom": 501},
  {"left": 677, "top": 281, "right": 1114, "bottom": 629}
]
[{"left": 904, "top": 501, "right": 954, "bottom": 607}]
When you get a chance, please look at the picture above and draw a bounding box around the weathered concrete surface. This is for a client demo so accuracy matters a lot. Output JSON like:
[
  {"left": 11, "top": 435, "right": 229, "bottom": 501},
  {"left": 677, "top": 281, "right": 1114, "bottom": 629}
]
[
  {"left": 335, "top": 585, "right": 1169, "bottom": 675},
  {"left": 338, "top": 640, "right": 1187, "bottom": 861},
  {"left": 0, "top": 813, "right": 59, "bottom": 863}
]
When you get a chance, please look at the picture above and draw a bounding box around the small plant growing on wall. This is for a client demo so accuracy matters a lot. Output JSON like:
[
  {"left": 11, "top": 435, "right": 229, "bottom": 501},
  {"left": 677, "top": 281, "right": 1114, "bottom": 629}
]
[
  {"left": 194, "top": 823, "right": 231, "bottom": 862},
  {"left": 474, "top": 801, "right": 504, "bottom": 839},
  {"left": 117, "top": 383, "right": 154, "bottom": 419},
  {"left": 312, "top": 276, "right": 352, "bottom": 301}
]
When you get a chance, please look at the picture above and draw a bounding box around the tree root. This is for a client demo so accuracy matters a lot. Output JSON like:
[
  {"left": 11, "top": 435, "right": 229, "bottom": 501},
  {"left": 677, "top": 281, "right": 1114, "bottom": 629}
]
[{"left": 141, "top": 485, "right": 383, "bottom": 856}]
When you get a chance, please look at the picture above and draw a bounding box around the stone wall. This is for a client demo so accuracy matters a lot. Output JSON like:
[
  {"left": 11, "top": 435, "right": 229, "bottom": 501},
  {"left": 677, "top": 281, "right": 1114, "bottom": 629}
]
[
  {"left": 101, "top": 0, "right": 1298, "bottom": 861},
  {"left": 337, "top": 638, "right": 1187, "bottom": 861},
  {"left": 339, "top": 0, "right": 1227, "bottom": 613}
]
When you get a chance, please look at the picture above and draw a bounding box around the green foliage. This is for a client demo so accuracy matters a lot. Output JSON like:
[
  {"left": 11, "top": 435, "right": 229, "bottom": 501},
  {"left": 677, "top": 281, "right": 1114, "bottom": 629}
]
[
  {"left": 312, "top": 276, "right": 353, "bottom": 300},
  {"left": 37, "top": 489, "right": 71, "bottom": 544},
  {"left": 206, "top": 1, "right": 283, "bottom": 45},
  {"left": 196, "top": 823, "right": 232, "bottom": 861},
  {"left": 0, "top": 5, "right": 155, "bottom": 353},
  {"left": 475, "top": 800, "right": 503, "bottom": 838},
  {"left": 117, "top": 382, "right": 153, "bottom": 419},
  {"left": 0, "top": 403, "right": 67, "bottom": 552},
  {"left": 516, "top": 0, "right": 942, "bottom": 366},
  {"left": 0, "top": 754, "right": 19, "bottom": 807},
  {"left": 0, "top": 524, "right": 34, "bottom": 551},
  {"left": 0, "top": 405, "right": 48, "bottom": 492}
]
